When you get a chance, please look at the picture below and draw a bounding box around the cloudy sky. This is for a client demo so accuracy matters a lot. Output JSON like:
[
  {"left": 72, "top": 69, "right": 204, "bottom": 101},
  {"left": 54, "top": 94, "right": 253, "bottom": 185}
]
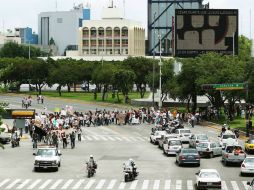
[{"left": 0, "top": 0, "right": 253, "bottom": 38}]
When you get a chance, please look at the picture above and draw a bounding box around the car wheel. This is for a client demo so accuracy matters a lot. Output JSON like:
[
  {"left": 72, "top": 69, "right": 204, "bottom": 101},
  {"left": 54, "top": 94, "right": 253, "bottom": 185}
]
[
  {"left": 224, "top": 160, "right": 228, "bottom": 166},
  {"left": 209, "top": 152, "right": 214, "bottom": 158},
  {"left": 55, "top": 167, "right": 58, "bottom": 172},
  {"left": 241, "top": 172, "right": 245, "bottom": 176},
  {"left": 58, "top": 162, "right": 61, "bottom": 167},
  {"left": 197, "top": 163, "right": 200, "bottom": 167},
  {"left": 34, "top": 167, "right": 38, "bottom": 172},
  {"left": 196, "top": 184, "right": 200, "bottom": 190},
  {"left": 150, "top": 138, "right": 152, "bottom": 143}
]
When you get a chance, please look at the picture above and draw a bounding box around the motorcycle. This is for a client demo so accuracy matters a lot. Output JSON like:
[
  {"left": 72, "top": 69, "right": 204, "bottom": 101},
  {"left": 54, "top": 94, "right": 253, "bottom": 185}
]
[
  {"left": 123, "top": 163, "right": 138, "bottom": 182},
  {"left": 86, "top": 161, "right": 97, "bottom": 178},
  {"left": 11, "top": 137, "right": 20, "bottom": 148}
]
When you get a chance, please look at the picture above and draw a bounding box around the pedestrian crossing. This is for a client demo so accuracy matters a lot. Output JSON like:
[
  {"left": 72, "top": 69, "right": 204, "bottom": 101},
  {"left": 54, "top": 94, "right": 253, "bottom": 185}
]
[
  {"left": 0, "top": 178, "right": 250, "bottom": 190},
  {"left": 81, "top": 135, "right": 149, "bottom": 142}
]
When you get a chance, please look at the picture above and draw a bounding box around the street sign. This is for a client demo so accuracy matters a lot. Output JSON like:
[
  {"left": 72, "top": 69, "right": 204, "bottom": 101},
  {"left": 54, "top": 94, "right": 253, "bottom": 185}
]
[{"left": 202, "top": 83, "right": 246, "bottom": 91}]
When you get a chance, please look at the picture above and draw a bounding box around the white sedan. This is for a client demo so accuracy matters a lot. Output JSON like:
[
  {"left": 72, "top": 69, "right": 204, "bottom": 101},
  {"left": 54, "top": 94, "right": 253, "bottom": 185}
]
[
  {"left": 196, "top": 169, "right": 222, "bottom": 190},
  {"left": 241, "top": 157, "right": 254, "bottom": 176}
]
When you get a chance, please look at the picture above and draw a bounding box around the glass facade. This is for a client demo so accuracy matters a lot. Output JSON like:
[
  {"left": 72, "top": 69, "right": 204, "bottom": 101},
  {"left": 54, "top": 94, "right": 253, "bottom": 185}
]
[{"left": 148, "top": 0, "right": 203, "bottom": 56}]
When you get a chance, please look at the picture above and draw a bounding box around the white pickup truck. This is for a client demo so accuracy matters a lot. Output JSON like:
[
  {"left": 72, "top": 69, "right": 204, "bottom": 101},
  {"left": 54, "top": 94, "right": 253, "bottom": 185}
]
[
  {"left": 219, "top": 131, "right": 238, "bottom": 149},
  {"left": 222, "top": 145, "right": 246, "bottom": 166},
  {"left": 150, "top": 130, "right": 167, "bottom": 145}
]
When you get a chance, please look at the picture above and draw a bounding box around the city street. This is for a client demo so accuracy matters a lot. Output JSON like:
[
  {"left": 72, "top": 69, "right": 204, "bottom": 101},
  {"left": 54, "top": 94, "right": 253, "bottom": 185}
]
[{"left": 0, "top": 94, "right": 253, "bottom": 190}]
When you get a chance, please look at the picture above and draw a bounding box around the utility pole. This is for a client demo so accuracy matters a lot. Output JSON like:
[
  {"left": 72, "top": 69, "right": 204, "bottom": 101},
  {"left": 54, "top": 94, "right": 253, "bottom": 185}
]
[
  {"left": 29, "top": 41, "right": 31, "bottom": 59},
  {"left": 233, "top": 33, "right": 235, "bottom": 56},
  {"left": 158, "top": 34, "right": 162, "bottom": 110},
  {"left": 152, "top": 12, "right": 156, "bottom": 108}
]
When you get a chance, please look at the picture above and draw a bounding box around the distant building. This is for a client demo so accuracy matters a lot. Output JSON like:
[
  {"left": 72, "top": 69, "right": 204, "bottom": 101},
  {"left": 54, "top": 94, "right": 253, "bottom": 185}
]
[
  {"left": 38, "top": 4, "right": 90, "bottom": 55},
  {"left": 79, "top": 5, "right": 145, "bottom": 56},
  {"left": 0, "top": 33, "right": 21, "bottom": 45},
  {"left": 147, "top": 0, "right": 205, "bottom": 56},
  {"left": 14, "top": 27, "right": 38, "bottom": 44}
]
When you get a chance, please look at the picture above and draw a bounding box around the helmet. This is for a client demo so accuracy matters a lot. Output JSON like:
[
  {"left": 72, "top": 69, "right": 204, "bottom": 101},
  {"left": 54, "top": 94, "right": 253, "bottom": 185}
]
[
  {"left": 129, "top": 158, "right": 133, "bottom": 162},
  {"left": 223, "top": 124, "right": 227, "bottom": 127},
  {"left": 90, "top": 155, "right": 93, "bottom": 158}
]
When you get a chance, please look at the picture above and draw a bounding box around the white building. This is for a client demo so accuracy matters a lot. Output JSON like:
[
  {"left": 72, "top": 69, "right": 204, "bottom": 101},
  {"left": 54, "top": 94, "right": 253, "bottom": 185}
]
[
  {"left": 78, "top": 6, "right": 145, "bottom": 56},
  {"left": 0, "top": 33, "right": 21, "bottom": 45},
  {"left": 38, "top": 4, "right": 89, "bottom": 55}
]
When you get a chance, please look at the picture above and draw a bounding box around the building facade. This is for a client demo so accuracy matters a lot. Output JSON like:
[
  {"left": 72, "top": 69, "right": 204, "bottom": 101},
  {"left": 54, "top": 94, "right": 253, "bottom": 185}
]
[
  {"left": 79, "top": 6, "right": 145, "bottom": 56},
  {"left": 0, "top": 33, "right": 21, "bottom": 45},
  {"left": 38, "top": 4, "right": 90, "bottom": 55},
  {"left": 147, "top": 0, "right": 205, "bottom": 56},
  {"left": 14, "top": 27, "right": 38, "bottom": 44}
]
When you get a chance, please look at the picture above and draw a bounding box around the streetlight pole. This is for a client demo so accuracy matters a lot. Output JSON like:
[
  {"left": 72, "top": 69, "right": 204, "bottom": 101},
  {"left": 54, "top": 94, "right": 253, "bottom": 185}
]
[
  {"left": 158, "top": 34, "right": 162, "bottom": 110},
  {"left": 233, "top": 32, "right": 235, "bottom": 56},
  {"left": 28, "top": 41, "right": 31, "bottom": 59},
  {"left": 152, "top": 12, "right": 156, "bottom": 108}
]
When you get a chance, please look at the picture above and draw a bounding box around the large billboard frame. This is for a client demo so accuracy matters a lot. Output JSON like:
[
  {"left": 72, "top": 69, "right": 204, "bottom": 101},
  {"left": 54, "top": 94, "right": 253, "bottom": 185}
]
[{"left": 175, "top": 9, "right": 239, "bottom": 57}]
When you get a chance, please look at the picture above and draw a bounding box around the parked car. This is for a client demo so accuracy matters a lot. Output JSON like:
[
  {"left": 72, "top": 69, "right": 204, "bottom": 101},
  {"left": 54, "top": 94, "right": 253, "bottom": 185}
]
[
  {"left": 150, "top": 130, "right": 167, "bottom": 145},
  {"left": 195, "top": 169, "right": 222, "bottom": 190},
  {"left": 176, "top": 148, "right": 200, "bottom": 166},
  {"left": 222, "top": 145, "right": 246, "bottom": 166},
  {"left": 245, "top": 139, "right": 254, "bottom": 153},
  {"left": 241, "top": 157, "right": 254, "bottom": 176},
  {"left": 174, "top": 129, "right": 192, "bottom": 143},
  {"left": 163, "top": 138, "right": 182, "bottom": 156},
  {"left": 189, "top": 134, "right": 209, "bottom": 148},
  {"left": 196, "top": 142, "right": 222, "bottom": 158}
]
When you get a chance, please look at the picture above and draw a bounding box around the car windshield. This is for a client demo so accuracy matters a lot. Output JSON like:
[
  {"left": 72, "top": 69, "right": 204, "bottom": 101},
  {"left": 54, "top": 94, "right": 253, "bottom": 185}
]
[
  {"left": 180, "top": 130, "right": 191, "bottom": 134},
  {"left": 169, "top": 140, "right": 181, "bottom": 146},
  {"left": 200, "top": 172, "right": 219, "bottom": 178},
  {"left": 197, "top": 135, "right": 208, "bottom": 140},
  {"left": 182, "top": 149, "right": 197, "bottom": 154},
  {"left": 197, "top": 143, "right": 209, "bottom": 148},
  {"left": 245, "top": 158, "right": 254, "bottom": 163},
  {"left": 222, "top": 135, "right": 235, "bottom": 139},
  {"left": 37, "top": 149, "right": 56, "bottom": 156}
]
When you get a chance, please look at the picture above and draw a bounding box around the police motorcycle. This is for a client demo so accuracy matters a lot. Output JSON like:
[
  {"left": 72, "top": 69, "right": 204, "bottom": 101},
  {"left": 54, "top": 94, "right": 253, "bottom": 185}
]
[
  {"left": 86, "top": 155, "right": 97, "bottom": 178},
  {"left": 123, "top": 159, "right": 138, "bottom": 182},
  {"left": 11, "top": 132, "right": 20, "bottom": 148}
]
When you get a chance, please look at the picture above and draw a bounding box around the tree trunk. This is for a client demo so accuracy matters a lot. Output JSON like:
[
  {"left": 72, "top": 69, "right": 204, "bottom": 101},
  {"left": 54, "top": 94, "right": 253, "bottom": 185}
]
[
  {"left": 74, "top": 83, "right": 77, "bottom": 92},
  {"left": 191, "top": 93, "right": 197, "bottom": 114},
  {"left": 102, "top": 85, "right": 108, "bottom": 101},
  {"left": 58, "top": 85, "right": 62, "bottom": 96},
  {"left": 116, "top": 91, "right": 120, "bottom": 102},
  {"left": 38, "top": 84, "right": 42, "bottom": 95}
]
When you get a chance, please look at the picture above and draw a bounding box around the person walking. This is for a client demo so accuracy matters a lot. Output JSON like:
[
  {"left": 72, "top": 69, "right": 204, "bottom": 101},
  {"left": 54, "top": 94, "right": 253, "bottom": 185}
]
[
  {"left": 62, "top": 132, "right": 67, "bottom": 149},
  {"left": 52, "top": 132, "right": 58, "bottom": 148},
  {"left": 70, "top": 131, "right": 76, "bottom": 149},
  {"left": 77, "top": 127, "right": 82, "bottom": 141},
  {"left": 191, "top": 114, "right": 195, "bottom": 128},
  {"left": 32, "top": 132, "right": 38, "bottom": 149}
]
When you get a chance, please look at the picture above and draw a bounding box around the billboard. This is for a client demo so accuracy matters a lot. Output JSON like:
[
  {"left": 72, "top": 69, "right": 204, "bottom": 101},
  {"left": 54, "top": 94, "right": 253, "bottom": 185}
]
[
  {"left": 3, "top": 109, "right": 35, "bottom": 119},
  {"left": 175, "top": 9, "right": 238, "bottom": 57}
]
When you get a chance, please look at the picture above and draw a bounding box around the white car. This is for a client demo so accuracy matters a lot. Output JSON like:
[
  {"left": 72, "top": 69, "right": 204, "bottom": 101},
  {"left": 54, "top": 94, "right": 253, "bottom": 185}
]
[
  {"left": 150, "top": 130, "right": 167, "bottom": 145},
  {"left": 219, "top": 131, "right": 238, "bottom": 149},
  {"left": 241, "top": 157, "right": 254, "bottom": 176},
  {"left": 175, "top": 129, "right": 192, "bottom": 143},
  {"left": 196, "top": 169, "right": 222, "bottom": 190},
  {"left": 189, "top": 134, "right": 209, "bottom": 148},
  {"left": 158, "top": 134, "right": 179, "bottom": 148},
  {"left": 33, "top": 146, "right": 61, "bottom": 172},
  {"left": 163, "top": 138, "right": 182, "bottom": 156}
]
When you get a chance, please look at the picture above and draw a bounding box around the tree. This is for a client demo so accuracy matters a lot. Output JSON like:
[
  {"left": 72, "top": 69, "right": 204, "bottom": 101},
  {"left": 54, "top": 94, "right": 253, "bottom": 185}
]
[{"left": 238, "top": 35, "right": 252, "bottom": 61}]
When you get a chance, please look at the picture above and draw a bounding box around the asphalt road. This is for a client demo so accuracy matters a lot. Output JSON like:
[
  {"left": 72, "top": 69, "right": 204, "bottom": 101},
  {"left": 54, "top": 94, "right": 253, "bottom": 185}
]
[{"left": 0, "top": 94, "right": 253, "bottom": 190}]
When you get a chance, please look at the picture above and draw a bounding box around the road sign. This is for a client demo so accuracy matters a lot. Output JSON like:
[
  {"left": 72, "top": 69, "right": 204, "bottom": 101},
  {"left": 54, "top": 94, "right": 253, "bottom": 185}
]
[{"left": 202, "top": 83, "right": 246, "bottom": 91}]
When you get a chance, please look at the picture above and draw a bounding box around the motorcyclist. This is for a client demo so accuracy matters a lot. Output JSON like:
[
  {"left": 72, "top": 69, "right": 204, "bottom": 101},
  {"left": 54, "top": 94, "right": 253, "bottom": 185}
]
[
  {"left": 221, "top": 124, "right": 227, "bottom": 136},
  {"left": 88, "top": 155, "right": 97, "bottom": 171},
  {"left": 128, "top": 158, "right": 137, "bottom": 176}
]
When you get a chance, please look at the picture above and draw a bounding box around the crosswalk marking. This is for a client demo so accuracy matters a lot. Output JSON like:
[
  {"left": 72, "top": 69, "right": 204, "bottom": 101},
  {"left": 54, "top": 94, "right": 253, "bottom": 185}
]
[
  {"left": 0, "top": 179, "right": 10, "bottom": 188},
  {"left": 61, "top": 179, "right": 73, "bottom": 189},
  {"left": 16, "top": 179, "right": 31, "bottom": 189},
  {"left": 38, "top": 179, "right": 52, "bottom": 190},
  {"left": 129, "top": 180, "right": 138, "bottom": 189},
  {"left": 107, "top": 136, "right": 116, "bottom": 141},
  {"left": 242, "top": 181, "right": 249, "bottom": 190},
  {"left": 141, "top": 180, "right": 149, "bottom": 189},
  {"left": 136, "top": 137, "right": 145, "bottom": 141},
  {"left": 49, "top": 179, "right": 63, "bottom": 189},
  {"left": 95, "top": 179, "right": 106, "bottom": 189},
  {"left": 187, "top": 180, "right": 193, "bottom": 190},
  {"left": 128, "top": 137, "right": 138, "bottom": 142},
  {"left": 114, "top": 137, "right": 123, "bottom": 141},
  {"left": 222, "top": 181, "right": 228, "bottom": 190},
  {"left": 164, "top": 180, "right": 171, "bottom": 189},
  {"left": 106, "top": 179, "right": 117, "bottom": 189},
  {"left": 72, "top": 179, "right": 84, "bottom": 189},
  {"left": 91, "top": 136, "right": 100, "bottom": 140},
  {"left": 84, "top": 179, "right": 95, "bottom": 189},
  {"left": 82, "top": 135, "right": 148, "bottom": 142},
  {"left": 85, "top": 136, "right": 93, "bottom": 141},
  {"left": 176, "top": 180, "right": 182, "bottom": 190},
  {"left": 118, "top": 182, "right": 126, "bottom": 189},
  {"left": 98, "top": 135, "right": 108, "bottom": 141},
  {"left": 122, "top": 137, "right": 131, "bottom": 142},
  {"left": 231, "top": 181, "right": 239, "bottom": 190},
  {"left": 27, "top": 179, "right": 42, "bottom": 190},
  {"left": 5, "top": 179, "right": 21, "bottom": 189},
  {"left": 153, "top": 180, "right": 160, "bottom": 189}
]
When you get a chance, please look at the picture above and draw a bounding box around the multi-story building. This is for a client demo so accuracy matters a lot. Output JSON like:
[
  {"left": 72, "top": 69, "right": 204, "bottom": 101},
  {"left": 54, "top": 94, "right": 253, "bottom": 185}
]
[
  {"left": 38, "top": 4, "right": 90, "bottom": 55},
  {"left": 79, "top": 6, "right": 145, "bottom": 56},
  {"left": 147, "top": 0, "right": 205, "bottom": 56},
  {"left": 14, "top": 27, "right": 38, "bottom": 44},
  {"left": 0, "top": 33, "right": 21, "bottom": 45}
]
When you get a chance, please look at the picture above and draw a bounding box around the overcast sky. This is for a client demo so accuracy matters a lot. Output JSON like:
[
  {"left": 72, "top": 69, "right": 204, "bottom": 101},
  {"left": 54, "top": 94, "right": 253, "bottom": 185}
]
[{"left": 0, "top": 0, "right": 253, "bottom": 38}]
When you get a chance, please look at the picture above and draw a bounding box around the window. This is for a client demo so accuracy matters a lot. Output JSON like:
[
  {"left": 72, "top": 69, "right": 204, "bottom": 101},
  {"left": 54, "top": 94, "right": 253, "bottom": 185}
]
[{"left": 57, "top": 18, "right": 63, "bottom": 23}]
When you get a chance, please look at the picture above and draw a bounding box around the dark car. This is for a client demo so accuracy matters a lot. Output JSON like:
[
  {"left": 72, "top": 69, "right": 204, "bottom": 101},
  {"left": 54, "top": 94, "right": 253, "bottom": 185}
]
[{"left": 176, "top": 148, "right": 200, "bottom": 166}]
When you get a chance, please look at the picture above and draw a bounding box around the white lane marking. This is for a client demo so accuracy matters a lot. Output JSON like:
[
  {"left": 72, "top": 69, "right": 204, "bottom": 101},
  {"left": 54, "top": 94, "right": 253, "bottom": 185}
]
[
  {"left": 16, "top": 179, "right": 31, "bottom": 189},
  {"left": 128, "top": 137, "right": 138, "bottom": 142},
  {"left": 136, "top": 137, "right": 145, "bottom": 141},
  {"left": 129, "top": 180, "right": 139, "bottom": 189},
  {"left": 122, "top": 137, "right": 131, "bottom": 142},
  {"left": 0, "top": 179, "right": 10, "bottom": 188},
  {"left": 84, "top": 179, "right": 95, "bottom": 189},
  {"left": 141, "top": 180, "right": 149, "bottom": 189},
  {"left": 222, "top": 181, "right": 228, "bottom": 190},
  {"left": 118, "top": 182, "right": 126, "bottom": 189},
  {"left": 49, "top": 179, "right": 63, "bottom": 189},
  {"left": 114, "top": 137, "right": 123, "bottom": 141},
  {"left": 38, "top": 179, "right": 52, "bottom": 189},
  {"left": 85, "top": 136, "right": 93, "bottom": 141},
  {"left": 72, "top": 179, "right": 84, "bottom": 189},
  {"left": 164, "top": 180, "right": 171, "bottom": 189},
  {"left": 95, "top": 179, "right": 106, "bottom": 189},
  {"left": 153, "top": 180, "right": 160, "bottom": 189},
  {"left": 5, "top": 179, "right": 21, "bottom": 189},
  {"left": 242, "top": 181, "right": 249, "bottom": 190},
  {"left": 91, "top": 136, "right": 100, "bottom": 141},
  {"left": 61, "top": 179, "right": 74, "bottom": 189},
  {"left": 98, "top": 135, "right": 108, "bottom": 141},
  {"left": 176, "top": 180, "right": 182, "bottom": 190},
  {"left": 231, "top": 181, "right": 239, "bottom": 190},
  {"left": 106, "top": 179, "right": 117, "bottom": 189},
  {"left": 107, "top": 136, "right": 116, "bottom": 141},
  {"left": 187, "top": 180, "right": 193, "bottom": 190},
  {"left": 27, "top": 179, "right": 42, "bottom": 189},
  {"left": 144, "top": 137, "right": 149, "bottom": 140}
]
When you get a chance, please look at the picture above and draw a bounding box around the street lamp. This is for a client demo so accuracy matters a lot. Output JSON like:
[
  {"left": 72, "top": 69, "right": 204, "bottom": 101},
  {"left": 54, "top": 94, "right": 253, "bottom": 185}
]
[
  {"left": 158, "top": 34, "right": 163, "bottom": 110},
  {"left": 152, "top": 12, "right": 156, "bottom": 108},
  {"left": 28, "top": 41, "right": 31, "bottom": 59}
]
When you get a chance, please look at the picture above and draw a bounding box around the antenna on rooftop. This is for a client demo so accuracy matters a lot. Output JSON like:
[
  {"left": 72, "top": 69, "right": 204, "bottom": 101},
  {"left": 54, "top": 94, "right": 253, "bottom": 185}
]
[
  {"left": 55, "top": 0, "right": 58, "bottom": 11},
  {"left": 123, "top": 0, "right": 125, "bottom": 17}
]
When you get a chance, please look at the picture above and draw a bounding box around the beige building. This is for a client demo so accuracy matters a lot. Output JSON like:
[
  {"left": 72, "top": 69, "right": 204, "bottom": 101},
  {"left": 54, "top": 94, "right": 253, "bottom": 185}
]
[
  {"left": 0, "top": 33, "right": 21, "bottom": 45},
  {"left": 79, "top": 6, "right": 145, "bottom": 56}
]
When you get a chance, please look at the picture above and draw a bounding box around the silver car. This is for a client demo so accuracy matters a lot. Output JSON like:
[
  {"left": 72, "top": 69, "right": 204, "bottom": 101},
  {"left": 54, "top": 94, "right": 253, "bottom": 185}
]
[
  {"left": 163, "top": 138, "right": 182, "bottom": 156},
  {"left": 196, "top": 142, "right": 222, "bottom": 158},
  {"left": 189, "top": 134, "right": 209, "bottom": 148},
  {"left": 175, "top": 129, "right": 192, "bottom": 143},
  {"left": 176, "top": 148, "right": 200, "bottom": 166},
  {"left": 241, "top": 157, "right": 254, "bottom": 176}
]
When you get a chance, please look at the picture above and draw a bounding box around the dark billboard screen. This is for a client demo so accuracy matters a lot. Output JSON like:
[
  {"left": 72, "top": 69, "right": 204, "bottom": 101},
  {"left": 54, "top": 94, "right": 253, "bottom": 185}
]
[{"left": 175, "top": 9, "right": 238, "bottom": 57}]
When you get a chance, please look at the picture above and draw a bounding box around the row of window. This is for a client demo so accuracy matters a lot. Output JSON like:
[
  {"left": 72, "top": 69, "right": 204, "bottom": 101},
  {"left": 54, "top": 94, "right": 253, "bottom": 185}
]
[{"left": 83, "top": 49, "right": 128, "bottom": 55}]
